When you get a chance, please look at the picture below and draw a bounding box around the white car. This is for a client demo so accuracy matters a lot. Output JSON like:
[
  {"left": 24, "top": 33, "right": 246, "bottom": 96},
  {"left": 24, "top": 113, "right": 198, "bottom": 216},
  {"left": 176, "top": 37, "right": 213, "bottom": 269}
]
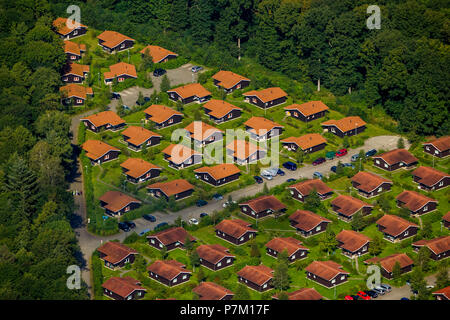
[
  {"left": 222, "top": 200, "right": 237, "bottom": 208},
  {"left": 188, "top": 218, "right": 199, "bottom": 225},
  {"left": 261, "top": 172, "right": 273, "bottom": 180}
]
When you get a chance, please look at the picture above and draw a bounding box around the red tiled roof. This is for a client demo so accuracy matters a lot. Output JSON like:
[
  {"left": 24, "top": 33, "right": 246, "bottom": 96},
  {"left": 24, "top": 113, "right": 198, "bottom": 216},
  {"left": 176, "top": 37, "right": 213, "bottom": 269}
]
[
  {"left": 336, "top": 230, "right": 371, "bottom": 253},
  {"left": 396, "top": 190, "right": 437, "bottom": 212},
  {"left": 240, "top": 195, "right": 286, "bottom": 213},
  {"left": 162, "top": 144, "right": 201, "bottom": 165},
  {"left": 305, "top": 261, "right": 349, "bottom": 281},
  {"left": 81, "top": 140, "right": 120, "bottom": 160},
  {"left": 331, "top": 195, "right": 373, "bottom": 218},
  {"left": 423, "top": 136, "right": 450, "bottom": 152},
  {"left": 412, "top": 166, "right": 449, "bottom": 188},
  {"left": 374, "top": 149, "right": 418, "bottom": 166},
  {"left": 64, "top": 40, "right": 85, "bottom": 56},
  {"left": 281, "top": 133, "right": 327, "bottom": 151},
  {"left": 244, "top": 116, "right": 283, "bottom": 136},
  {"left": 376, "top": 214, "right": 419, "bottom": 237},
  {"left": 265, "top": 237, "right": 309, "bottom": 256},
  {"left": 53, "top": 17, "right": 87, "bottom": 35},
  {"left": 147, "top": 227, "right": 195, "bottom": 246},
  {"left": 321, "top": 116, "right": 366, "bottom": 133},
  {"left": 97, "top": 31, "right": 134, "bottom": 49},
  {"left": 194, "top": 164, "right": 240, "bottom": 180},
  {"left": 121, "top": 126, "right": 161, "bottom": 146},
  {"left": 289, "top": 210, "right": 331, "bottom": 231},
  {"left": 102, "top": 277, "right": 145, "bottom": 298},
  {"left": 146, "top": 179, "right": 194, "bottom": 197},
  {"left": 97, "top": 241, "right": 138, "bottom": 264},
  {"left": 243, "top": 87, "right": 287, "bottom": 103},
  {"left": 351, "top": 171, "right": 392, "bottom": 193},
  {"left": 196, "top": 244, "right": 235, "bottom": 264},
  {"left": 237, "top": 265, "right": 274, "bottom": 286},
  {"left": 203, "top": 99, "right": 242, "bottom": 119},
  {"left": 63, "top": 62, "right": 89, "bottom": 77},
  {"left": 289, "top": 179, "right": 333, "bottom": 197},
  {"left": 167, "top": 83, "right": 211, "bottom": 99},
  {"left": 215, "top": 219, "right": 256, "bottom": 239},
  {"left": 226, "top": 139, "right": 265, "bottom": 160},
  {"left": 60, "top": 84, "right": 93, "bottom": 99},
  {"left": 193, "top": 282, "right": 234, "bottom": 300},
  {"left": 140, "top": 45, "right": 178, "bottom": 63},
  {"left": 365, "top": 253, "right": 414, "bottom": 273},
  {"left": 120, "top": 158, "right": 161, "bottom": 179},
  {"left": 433, "top": 286, "right": 450, "bottom": 299},
  {"left": 147, "top": 260, "right": 191, "bottom": 280},
  {"left": 81, "top": 111, "right": 125, "bottom": 127},
  {"left": 273, "top": 288, "right": 322, "bottom": 300},
  {"left": 144, "top": 104, "right": 183, "bottom": 124},
  {"left": 184, "top": 121, "right": 223, "bottom": 142},
  {"left": 284, "top": 101, "right": 329, "bottom": 117},
  {"left": 443, "top": 212, "right": 450, "bottom": 223},
  {"left": 99, "top": 191, "right": 141, "bottom": 213},
  {"left": 212, "top": 70, "right": 250, "bottom": 89},
  {"left": 413, "top": 236, "right": 450, "bottom": 255},
  {"left": 104, "top": 62, "right": 137, "bottom": 80}
]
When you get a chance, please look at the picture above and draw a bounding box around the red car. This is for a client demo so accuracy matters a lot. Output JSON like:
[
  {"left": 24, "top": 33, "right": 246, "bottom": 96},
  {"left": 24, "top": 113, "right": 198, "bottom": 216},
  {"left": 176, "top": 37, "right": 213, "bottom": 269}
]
[
  {"left": 357, "top": 291, "right": 371, "bottom": 300},
  {"left": 336, "top": 148, "right": 348, "bottom": 157},
  {"left": 344, "top": 295, "right": 354, "bottom": 300}
]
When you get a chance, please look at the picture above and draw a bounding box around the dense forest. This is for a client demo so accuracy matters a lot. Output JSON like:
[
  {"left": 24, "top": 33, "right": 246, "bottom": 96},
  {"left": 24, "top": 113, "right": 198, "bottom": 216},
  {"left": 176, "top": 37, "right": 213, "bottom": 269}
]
[{"left": 47, "top": 0, "right": 450, "bottom": 136}]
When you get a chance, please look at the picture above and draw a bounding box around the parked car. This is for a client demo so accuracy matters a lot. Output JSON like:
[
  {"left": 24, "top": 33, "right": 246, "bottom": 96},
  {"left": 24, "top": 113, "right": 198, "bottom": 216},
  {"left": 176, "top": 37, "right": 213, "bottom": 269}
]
[
  {"left": 223, "top": 200, "right": 237, "bottom": 208},
  {"left": 122, "top": 105, "right": 130, "bottom": 110},
  {"left": 196, "top": 199, "right": 208, "bottom": 207},
  {"left": 212, "top": 193, "right": 223, "bottom": 201},
  {"left": 400, "top": 297, "right": 409, "bottom": 300},
  {"left": 153, "top": 68, "right": 166, "bottom": 77},
  {"left": 351, "top": 154, "right": 359, "bottom": 162},
  {"left": 124, "top": 221, "right": 136, "bottom": 229},
  {"left": 331, "top": 166, "right": 337, "bottom": 173},
  {"left": 357, "top": 291, "right": 371, "bottom": 300},
  {"left": 344, "top": 295, "right": 354, "bottom": 300},
  {"left": 200, "top": 213, "right": 208, "bottom": 218},
  {"left": 277, "top": 168, "right": 285, "bottom": 176},
  {"left": 326, "top": 151, "right": 336, "bottom": 160},
  {"left": 313, "top": 172, "right": 323, "bottom": 180},
  {"left": 365, "top": 149, "right": 377, "bottom": 157},
  {"left": 189, "top": 218, "right": 199, "bottom": 225},
  {"left": 118, "top": 222, "right": 130, "bottom": 232},
  {"left": 282, "top": 161, "right": 297, "bottom": 171},
  {"left": 312, "top": 157, "right": 326, "bottom": 166},
  {"left": 191, "top": 66, "right": 203, "bottom": 73},
  {"left": 366, "top": 290, "right": 378, "bottom": 298},
  {"left": 373, "top": 286, "right": 386, "bottom": 295},
  {"left": 262, "top": 168, "right": 278, "bottom": 177},
  {"left": 380, "top": 284, "right": 391, "bottom": 292},
  {"left": 154, "top": 222, "right": 168, "bottom": 230},
  {"left": 136, "top": 96, "right": 151, "bottom": 105},
  {"left": 350, "top": 295, "right": 360, "bottom": 300},
  {"left": 336, "top": 148, "right": 348, "bottom": 157},
  {"left": 261, "top": 172, "right": 273, "bottom": 180},
  {"left": 286, "top": 178, "right": 296, "bottom": 183},
  {"left": 254, "top": 176, "right": 263, "bottom": 184},
  {"left": 111, "top": 92, "right": 121, "bottom": 99},
  {"left": 143, "top": 214, "right": 156, "bottom": 222},
  {"left": 343, "top": 163, "right": 355, "bottom": 168}
]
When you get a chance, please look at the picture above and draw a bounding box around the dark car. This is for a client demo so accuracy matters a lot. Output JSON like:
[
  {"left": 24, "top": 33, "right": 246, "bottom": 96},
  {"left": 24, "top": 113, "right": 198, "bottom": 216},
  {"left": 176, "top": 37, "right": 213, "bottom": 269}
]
[
  {"left": 118, "top": 222, "right": 130, "bottom": 232},
  {"left": 312, "top": 157, "right": 326, "bottom": 166},
  {"left": 196, "top": 199, "right": 208, "bottom": 207},
  {"left": 254, "top": 176, "right": 263, "bottom": 184},
  {"left": 143, "top": 214, "right": 156, "bottom": 222},
  {"left": 111, "top": 92, "right": 121, "bottom": 99},
  {"left": 366, "top": 290, "right": 378, "bottom": 298},
  {"left": 286, "top": 178, "right": 296, "bottom": 183},
  {"left": 351, "top": 295, "right": 360, "bottom": 300},
  {"left": 136, "top": 96, "right": 151, "bottom": 106},
  {"left": 154, "top": 222, "right": 168, "bottom": 231},
  {"left": 331, "top": 166, "right": 337, "bottom": 173},
  {"left": 212, "top": 193, "right": 223, "bottom": 201},
  {"left": 153, "top": 68, "right": 166, "bottom": 77},
  {"left": 366, "top": 149, "right": 377, "bottom": 157},
  {"left": 200, "top": 213, "right": 208, "bottom": 218},
  {"left": 124, "top": 221, "right": 136, "bottom": 229},
  {"left": 277, "top": 168, "right": 285, "bottom": 176},
  {"left": 343, "top": 163, "right": 355, "bottom": 168},
  {"left": 282, "top": 161, "right": 297, "bottom": 171}
]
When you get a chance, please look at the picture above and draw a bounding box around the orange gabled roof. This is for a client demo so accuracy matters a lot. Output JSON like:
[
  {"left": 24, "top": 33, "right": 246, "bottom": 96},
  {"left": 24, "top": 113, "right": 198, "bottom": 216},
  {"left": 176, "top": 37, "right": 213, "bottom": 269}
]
[
  {"left": 241, "top": 195, "right": 286, "bottom": 213},
  {"left": 212, "top": 70, "right": 250, "bottom": 89},
  {"left": 167, "top": 83, "right": 211, "bottom": 99},
  {"left": 81, "top": 111, "right": 125, "bottom": 127},
  {"left": 121, "top": 126, "right": 161, "bottom": 146},
  {"left": 184, "top": 121, "right": 223, "bottom": 142},
  {"left": 97, "top": 241, "right": 138, "bottom": 264},
  {"left": 203, "top": 99, "right": 242, "bottom": 119},
  {"left": 284, "top": 101, "right": 329, "bottom": 117},
  {"left": 289, "top": 210, "right": 331, "bottom": 232},
  {"left": 81, "top": 140, "right": 120, "bottom": 160},
  {"left": 144, "top": 104, "right": 183, "bottom": 124},
  {"left": 147, "top": 227, "right": 195, "bottom": 246},
  {"left": 413, "top": 236, "right": 450, "bottom": 256},
  {"left": 396, "top": 190, "right": 437, "bottom": 212},
  {"left": 64, "top": 40, "right": 85, "bottom": 56},
  {"left": 194, "top": 164, "right": 240, "bottom": 181},
  {"left": 243, "top": 87, "right": 287, "bottom": 103},
  {"left": 140, "top": 45, "right": 178, "bottom": 63},
  {"left": 289, "top": 179, "right": 333, "bottom": 197},
  {"left": 273, "top": 288, "right": 322, "bottom": 300},
  {"left": 63, "top": 62, "right": 90, "bottom": 77},
  {"left": 237, "top": 265, "right": 274, "bottom": 286},
  {"left": 321, "top": 116, "right": 366, "bottom": 133},
  {"left": 214, "top": 219, "right": 256, "bottom": 239},
  {"left": 244, "top": 116, "right": 283, "bottom": 136},
  {"left": 120, "top": 158, "right": 161, "bottom": 179},
  {"left": 193, "top": 282, "right": 234, "bottom": 300},
  {"left": 226, "top": 139, "right": 265, "bottom": 160},
  {"left": 412, "top": 166, "right": 449, "bottom": 187},
  {"left": 351, "top": 171, "right": 392, "bottom": 193},
  {"left": 265, "top": 237, "right": 309, "bottom": 256},
  {"left": 53, "top": 17, "right": 87, "bottom": 35},
  {"left": 365, "top": 253, "right": 413, "bottom": 273},
  {"left": 374, "top": 149, "right": 418, "bottom": 166},
  {"left": 97, "top": 30, "right": 134, "bottom": 49},
  {"left": 336, "top": 230, "right": 371, "bottom": 253},
  {"left": 99, "top": 191, "right": 141, "bottom": 212},
  {"left": 281, "top": 133, "right": 327, "bottom": 151},
  {"left": 104, "top": 62, "right": 137, "bottom": 80},
  {"left": 331, "top": 195, "right": 373, "bottom": 218},
  {"left": 423, "top": 136, "right": 450, "bottom": 152},
  {"left": 305, "top": 261, "right": 349, "bottom": 281},
  {"left": 102, "top": 277, "right": 145, "bottom": 298},
  {"left": 433, "top": 286, "right": 450, "bottom": 299},
  {"left": 443, "top": 212, "right": 450, "bottom": 223},
  {"left": 147, "top": 260, "right": 191, "bottom": 280},
  {"left": 376, "top": 214, "right": 419, "bottom": 236},
  {"left": 196, "top": 244, "right": 235, "bottom": 265},
  {"left": 60, "top": 84, "right": 93, "bottom": 99},
  {"left": 162, "top": 144, "right": 201, "bottom": 165},
  {"left": 146, "top": 179, "right": 194, "bottom": 197}
]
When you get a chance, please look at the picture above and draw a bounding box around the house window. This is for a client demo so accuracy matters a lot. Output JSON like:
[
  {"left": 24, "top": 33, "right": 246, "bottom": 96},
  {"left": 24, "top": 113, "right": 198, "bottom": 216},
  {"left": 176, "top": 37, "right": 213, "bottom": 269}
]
[
  {"left": 73, "top": 30, "right": 78, "bottom": 36},
  {"left": 120, "top": 43, "right": 125, "bottom": 49},
  {"left": 104, "top": 154, "right": 109, "bottom": 160},
  {"left": 151, "top": 239, "right": 155, "bottom": 244},
  {"left": 298, "top": 194, "right": 302, "bottom": 199},
  {"left": 263, "top": 284, "right": 267, "bottom": 288},
  {"left": 243, "top": 207, "right": 247, "bottom": 211},
  {"left": 71, "top": 56, "right": 76, "bottom": 60},
  {"left": 384, "top": 164, "right": 388, "bottom": 168},
  {"left": 378, "top": 187, "right": 383, "bottom": 192},
  {"left": 173, "top": 278, "right": 177, "bottom": 283},
  {"left": 426, "top": 146, "right": 430, "bottom": 151},
  {"left": 226, "top": 259, "right": 231, "bottom": 263},
  {"left": 118, "top": 77, "right": 124, "bottom": 82},
  {"left": 331, "top": 128, "right": 335, "bottom": 133},
  {"left": 376, "top": 160, "right": 380, "bottom": 164},
  {"left": 340, "top": 275, "right": 345, "bottom": 280},
  {"left": 316, "top": 226, "right": 321, "bottom": 231},
  {"left": 169, "top": 118, "right": 173, "bottom": 124},
  {"left": 439, "top": 181, "right": 443, "bottom": 186},
  {"left": 127, "top": 295, "right": 132, "bottom": 300},
  {"left": 77, "top": 99, "right": 83, "bottom": 103},
  {"left": 217, "top": 262, "right": 222, "bottom": 267},
  {"left": 74, "top": 77, "right": 79, "bottom": 81},
  {"left": 240, "top": 237, "right": 244, "bottom": 241},
  {"left": 331, "top": 279, "right": 336, "bottom": 284},
  {"left": 159, "top": 243, "right": 163, "bottom": 248},
  {"left": 182, "top": 275, "right": 187, "bottom": 279}
]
